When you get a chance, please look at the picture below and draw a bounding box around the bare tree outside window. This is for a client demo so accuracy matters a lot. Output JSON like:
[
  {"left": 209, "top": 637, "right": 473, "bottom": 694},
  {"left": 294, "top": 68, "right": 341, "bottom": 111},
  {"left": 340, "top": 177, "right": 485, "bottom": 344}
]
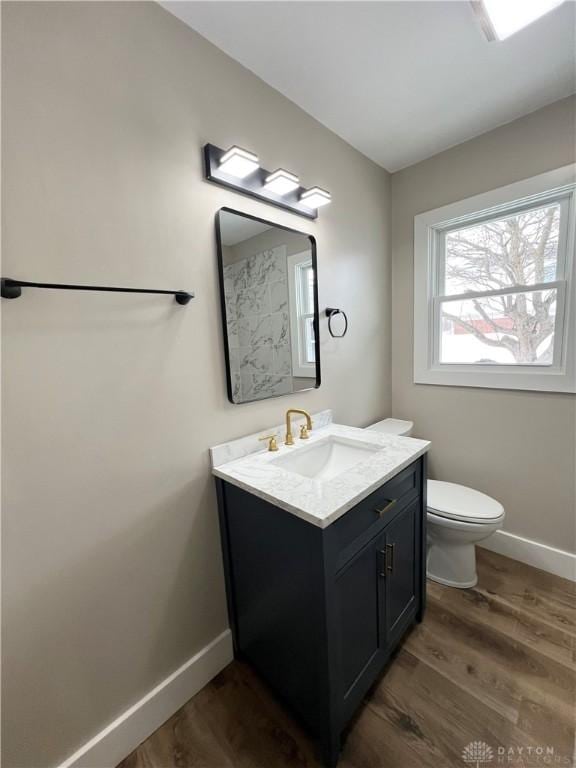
[{"left": 439, "top": 204, "right": 561, "bottom": 365}]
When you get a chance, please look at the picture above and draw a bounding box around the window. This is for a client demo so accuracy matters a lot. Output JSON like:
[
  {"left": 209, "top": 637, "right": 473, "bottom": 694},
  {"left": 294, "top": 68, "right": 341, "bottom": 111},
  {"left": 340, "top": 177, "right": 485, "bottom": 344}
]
[
  {"left": 414, "top": 166, "right": 576, "bottom": 393},
  {"left": 288, "top": 251, "right": 316, "bottom": 378}
]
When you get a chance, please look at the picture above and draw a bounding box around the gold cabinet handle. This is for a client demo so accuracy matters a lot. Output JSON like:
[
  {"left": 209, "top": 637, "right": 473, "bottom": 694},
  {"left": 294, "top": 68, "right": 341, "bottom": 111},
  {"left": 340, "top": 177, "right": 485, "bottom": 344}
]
[
  {"left": 386, "top": 543, "right": 395, "bottom": 573},
  {"left": 378, "top": 549, "right": 386, "bottom": 577},
  {"left": 375, "top": 498, "right": 397, "bottom": 517}
]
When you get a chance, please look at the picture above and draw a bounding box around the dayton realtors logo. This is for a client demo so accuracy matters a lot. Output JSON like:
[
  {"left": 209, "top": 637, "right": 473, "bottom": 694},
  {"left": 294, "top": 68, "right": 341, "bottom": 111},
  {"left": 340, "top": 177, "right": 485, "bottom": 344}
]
[
  {"left": 462, "top": 742, "right": 494, "bottom": 767},
  {"left": 462, "top": 741, "right": 569, "bottom": 766}
]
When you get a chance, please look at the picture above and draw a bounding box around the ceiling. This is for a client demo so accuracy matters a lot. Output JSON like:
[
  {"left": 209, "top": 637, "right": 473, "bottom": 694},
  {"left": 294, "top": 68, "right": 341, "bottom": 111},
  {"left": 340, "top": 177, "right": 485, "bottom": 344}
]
[{"left": 161, "top": 1, "right": 576, "bottom": 172}]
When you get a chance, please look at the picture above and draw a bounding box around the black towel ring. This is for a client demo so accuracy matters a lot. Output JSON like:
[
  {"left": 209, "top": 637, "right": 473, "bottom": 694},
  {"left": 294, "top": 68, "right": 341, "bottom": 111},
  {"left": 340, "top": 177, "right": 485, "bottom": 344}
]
[{"left": 326, "top": 307, "right": 348, "bottom": 338}]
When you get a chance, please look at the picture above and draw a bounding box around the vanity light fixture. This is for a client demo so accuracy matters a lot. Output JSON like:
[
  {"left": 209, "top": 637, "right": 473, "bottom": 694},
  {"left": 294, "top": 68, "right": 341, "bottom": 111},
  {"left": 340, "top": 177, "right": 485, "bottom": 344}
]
[
  {"left": 219, "top": 145, "right": 260, "bottom": 179},
  {"left": 203, "top": 143, "right": 331, "bottom": 219},
  {"left": 472, "top": 0, "right": 565, "bottom": 41},
  {"left": 264, "top": 169, "right": 300, "bottom": 196},
  {"left": 300, "top": 187, "right": 332, "bottom": 209}
]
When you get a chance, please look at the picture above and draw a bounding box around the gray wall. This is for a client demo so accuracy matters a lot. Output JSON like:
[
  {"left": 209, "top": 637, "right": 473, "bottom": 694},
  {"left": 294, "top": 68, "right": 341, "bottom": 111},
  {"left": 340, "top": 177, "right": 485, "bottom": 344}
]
[
  {"left": 391, "top": 96, "right": 576, "bottom": 553},
  {"left": 1, "top": 2, "right": 391, "bottom": 766}
]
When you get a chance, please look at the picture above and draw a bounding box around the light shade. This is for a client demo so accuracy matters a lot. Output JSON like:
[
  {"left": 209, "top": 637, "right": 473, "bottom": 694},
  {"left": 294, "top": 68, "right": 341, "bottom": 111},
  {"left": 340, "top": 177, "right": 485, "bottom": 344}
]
[
  {"left": 475, "top": 0, "right": 565, "bottom": 40},
  {"left": 300, "top": 187, "right": 332, "bottom": 209},
  {"left": 219, "top": 145, "right": 259, "bottom": 179},
  {"left": 264, "top": 169, "right": 300, "bottom": 196}
]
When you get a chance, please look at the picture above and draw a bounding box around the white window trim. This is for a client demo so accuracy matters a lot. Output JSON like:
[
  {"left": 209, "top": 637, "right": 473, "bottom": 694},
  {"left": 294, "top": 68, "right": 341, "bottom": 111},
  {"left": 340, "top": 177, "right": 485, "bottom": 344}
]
[
  {"left": 414, "top": 165, "right": 576, "bottom": 393},
  {"left": 287, "top": 251, "right": 316, "bottom": 378}
]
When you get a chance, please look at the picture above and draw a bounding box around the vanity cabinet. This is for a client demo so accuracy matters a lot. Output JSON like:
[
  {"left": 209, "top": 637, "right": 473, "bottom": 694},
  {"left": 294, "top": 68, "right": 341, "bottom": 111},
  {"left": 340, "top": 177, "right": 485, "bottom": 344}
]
[
  {"left": 336, "top": 499, "right": 418, "bottom": 725},
  {"left": 215, "top": 455, "right": 427, "bottom": 767}
]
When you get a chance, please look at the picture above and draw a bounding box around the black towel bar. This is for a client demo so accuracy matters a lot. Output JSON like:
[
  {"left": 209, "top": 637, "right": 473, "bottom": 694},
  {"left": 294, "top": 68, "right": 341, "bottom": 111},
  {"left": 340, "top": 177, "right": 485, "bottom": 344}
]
[{"left": 1, "top": 278, "right": 194, "bottom": 305}]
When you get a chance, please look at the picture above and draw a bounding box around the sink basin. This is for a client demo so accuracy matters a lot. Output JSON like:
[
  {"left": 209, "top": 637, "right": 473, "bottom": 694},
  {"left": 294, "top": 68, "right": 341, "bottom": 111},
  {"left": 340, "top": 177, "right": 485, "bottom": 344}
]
[{"left": 271, "top": 436, "right": 380, "bottom": 481}]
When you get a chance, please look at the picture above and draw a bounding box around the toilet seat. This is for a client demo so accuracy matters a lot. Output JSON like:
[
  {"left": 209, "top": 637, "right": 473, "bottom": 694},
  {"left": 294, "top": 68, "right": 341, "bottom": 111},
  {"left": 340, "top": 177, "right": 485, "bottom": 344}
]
[{"left": 427, "top": 480, "right": 504, "bottom": 525}]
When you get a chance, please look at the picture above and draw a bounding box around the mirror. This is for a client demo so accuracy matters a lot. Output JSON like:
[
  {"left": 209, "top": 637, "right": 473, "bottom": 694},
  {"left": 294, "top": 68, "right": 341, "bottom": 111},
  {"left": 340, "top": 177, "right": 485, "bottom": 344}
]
[{"left": 216, "top": 208, "right": 320, "bottom": 404}]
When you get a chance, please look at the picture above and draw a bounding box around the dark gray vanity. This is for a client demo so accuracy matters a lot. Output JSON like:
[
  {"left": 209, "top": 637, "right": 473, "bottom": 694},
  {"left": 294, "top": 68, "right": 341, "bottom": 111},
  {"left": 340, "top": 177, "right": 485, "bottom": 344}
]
[{"left": 215, "top": 448, "right": 427, "bottom": 767}]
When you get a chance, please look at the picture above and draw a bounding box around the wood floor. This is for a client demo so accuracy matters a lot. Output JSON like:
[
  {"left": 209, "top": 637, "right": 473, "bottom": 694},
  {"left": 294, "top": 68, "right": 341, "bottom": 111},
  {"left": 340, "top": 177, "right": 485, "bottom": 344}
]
[{"left": 118, "top": 550, "right": 576, "bottom": 768}]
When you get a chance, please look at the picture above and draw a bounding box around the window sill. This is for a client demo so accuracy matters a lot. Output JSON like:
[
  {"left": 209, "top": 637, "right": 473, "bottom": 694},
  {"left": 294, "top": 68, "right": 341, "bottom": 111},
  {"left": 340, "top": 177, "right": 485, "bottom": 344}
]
[{"left": 414, "top": 365, "right": 576, "bottom": 393}]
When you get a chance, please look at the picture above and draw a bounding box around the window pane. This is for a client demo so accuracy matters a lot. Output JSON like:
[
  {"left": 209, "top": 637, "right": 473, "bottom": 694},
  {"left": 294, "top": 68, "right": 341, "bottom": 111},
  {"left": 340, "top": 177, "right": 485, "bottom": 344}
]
[
  {"left": 304, "top": 316, "right": 315, "bottom": 364},
  {"left": 439, "top": 289, "right": 557, "bottom": 366},
  {"left": 298, "top": 263, "right": 314, "bottom": 315},
  {"left": 444, "top": 203, "right": 560, "bottom": 295},
  {"left": 307, "top": 268, "right": 315, "bottom": 313}
]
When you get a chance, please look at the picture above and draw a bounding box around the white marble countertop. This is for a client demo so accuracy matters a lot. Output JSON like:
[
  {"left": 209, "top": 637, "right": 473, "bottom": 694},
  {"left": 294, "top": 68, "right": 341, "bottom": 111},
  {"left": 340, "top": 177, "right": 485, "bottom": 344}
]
[{"left": 211, "top": 417, "right": 430, "bottom": 528}]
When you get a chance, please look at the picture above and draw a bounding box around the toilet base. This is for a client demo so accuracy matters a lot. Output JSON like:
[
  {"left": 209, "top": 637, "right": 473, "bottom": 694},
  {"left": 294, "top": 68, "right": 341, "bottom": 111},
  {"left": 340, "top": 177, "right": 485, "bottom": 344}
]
[
  {"left": 427, "top": 539, "right": 479, "bottom": 589},
  {"left": 427, "top": 571, "right": 478, "bottom": 589},
  {"left": 426, "top": 507, "right": 504, "bottom": 590}
]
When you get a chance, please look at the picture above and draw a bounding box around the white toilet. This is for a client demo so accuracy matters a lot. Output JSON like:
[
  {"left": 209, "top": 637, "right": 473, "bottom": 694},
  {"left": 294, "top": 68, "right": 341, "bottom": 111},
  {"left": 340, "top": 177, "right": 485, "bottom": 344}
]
[{"left": 366, "top": 418, "right": 505, "bottom": 588}]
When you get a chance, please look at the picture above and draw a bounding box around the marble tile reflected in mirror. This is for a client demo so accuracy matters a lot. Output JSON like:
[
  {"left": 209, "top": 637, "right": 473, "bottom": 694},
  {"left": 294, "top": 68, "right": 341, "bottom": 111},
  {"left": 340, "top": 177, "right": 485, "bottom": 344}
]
[{"left": 217, "top": 208, "right": 320, "bottom": 404}]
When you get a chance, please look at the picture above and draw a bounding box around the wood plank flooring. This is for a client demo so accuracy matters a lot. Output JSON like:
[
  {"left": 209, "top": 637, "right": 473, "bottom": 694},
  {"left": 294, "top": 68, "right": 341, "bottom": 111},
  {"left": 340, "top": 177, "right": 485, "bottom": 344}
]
[{"left": 118, "top": 550, "right": 575, "bottom": 768}]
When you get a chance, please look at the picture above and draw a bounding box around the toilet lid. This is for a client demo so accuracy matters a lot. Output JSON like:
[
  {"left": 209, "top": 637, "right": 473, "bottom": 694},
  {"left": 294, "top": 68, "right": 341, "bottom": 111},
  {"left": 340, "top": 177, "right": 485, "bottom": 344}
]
[
  {"left": 427, "top": 481, "right": 504, "bottom": 523},
  {"left": 366, "top": 418, "right": 414, "bottom": 436}
]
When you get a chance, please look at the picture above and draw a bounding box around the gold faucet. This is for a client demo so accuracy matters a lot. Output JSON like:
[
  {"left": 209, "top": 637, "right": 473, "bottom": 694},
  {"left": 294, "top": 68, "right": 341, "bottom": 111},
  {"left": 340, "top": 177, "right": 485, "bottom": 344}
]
[{"left": 285, "top": 409, "right": 313, "bottom": 446}]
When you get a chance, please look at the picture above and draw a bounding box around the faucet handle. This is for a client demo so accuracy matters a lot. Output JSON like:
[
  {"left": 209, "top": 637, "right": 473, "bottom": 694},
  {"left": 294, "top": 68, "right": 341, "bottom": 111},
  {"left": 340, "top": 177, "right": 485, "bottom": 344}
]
[
  {"left": 259, "top": 434, "right": 279, "bottom": 452},
  {"left": 299, "top": 424, "right": 310, "bottom": 440}
]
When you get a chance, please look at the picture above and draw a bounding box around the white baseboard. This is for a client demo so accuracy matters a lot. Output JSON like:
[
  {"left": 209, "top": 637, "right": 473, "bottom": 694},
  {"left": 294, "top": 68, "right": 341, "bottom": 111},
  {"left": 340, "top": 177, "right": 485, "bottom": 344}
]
[
  {"left": 479, "top": 529, "right": 576, "bottom": 582},
  {"left": 57, "top": 629, "right": 234, "bottom": 768}
]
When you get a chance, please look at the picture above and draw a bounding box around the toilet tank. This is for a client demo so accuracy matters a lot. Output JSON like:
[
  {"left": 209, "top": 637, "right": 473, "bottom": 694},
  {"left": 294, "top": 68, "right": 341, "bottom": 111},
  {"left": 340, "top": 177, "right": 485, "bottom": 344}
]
[{"left": 365, "top": 418, "right": 414, "bottom": 437}]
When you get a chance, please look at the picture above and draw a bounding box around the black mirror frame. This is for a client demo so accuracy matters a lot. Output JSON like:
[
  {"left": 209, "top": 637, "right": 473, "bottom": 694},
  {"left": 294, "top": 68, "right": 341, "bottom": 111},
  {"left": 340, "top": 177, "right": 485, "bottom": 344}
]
[{"left": 215, "top": 207, "right": 321, "bottom": 405}]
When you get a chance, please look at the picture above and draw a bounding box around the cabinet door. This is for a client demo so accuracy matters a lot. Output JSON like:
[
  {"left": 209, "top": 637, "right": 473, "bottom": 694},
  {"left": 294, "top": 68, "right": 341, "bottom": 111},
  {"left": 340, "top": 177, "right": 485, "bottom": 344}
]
[
  {"left": 384, "top": 500, "right": 417, "bottom": 644},
  {"left": 335, "top": 532, "right": 386, "bottom": 711}
]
